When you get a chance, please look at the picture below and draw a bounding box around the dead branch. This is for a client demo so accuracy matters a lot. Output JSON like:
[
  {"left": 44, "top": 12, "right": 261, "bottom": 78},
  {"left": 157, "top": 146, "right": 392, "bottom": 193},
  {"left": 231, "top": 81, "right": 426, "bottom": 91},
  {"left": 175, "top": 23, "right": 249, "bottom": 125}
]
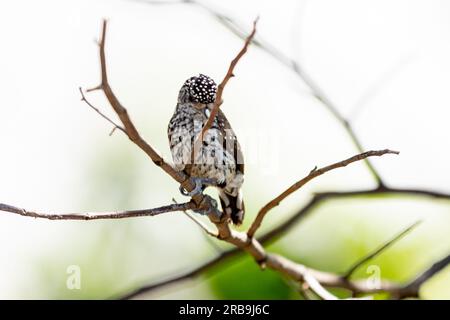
[
  {"left": 119, "top": 227, "right": 447, "bottom": 299},
  {"left": 302, "top": 273, "right": 339, "bottom": 300},
  {"left": 172, "top": 198, "right": 218, "bottom": 237},
  {"left": 78, "top": 87, "right": 125, "bottom": 135},
  {"left": 87, "top": 20, "right": 189, "bottom": 189},
  {"left": 200, "top": 17, "right": 258, "bottom": 137},
  {"left": 118, "top": 187, "right": 450, "bottom": 299},
  {"left": 0, "top": 202, "right": 195, "bottom": 220},
  {"left": 247, "top": 149, "right": 399, "bottom": 238}
]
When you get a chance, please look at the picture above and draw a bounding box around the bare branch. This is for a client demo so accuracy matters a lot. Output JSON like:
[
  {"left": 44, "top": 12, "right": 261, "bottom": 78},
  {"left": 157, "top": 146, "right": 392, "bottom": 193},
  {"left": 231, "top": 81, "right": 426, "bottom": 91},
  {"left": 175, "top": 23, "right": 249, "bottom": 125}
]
[
  {"left": 260, "top": 188, "right": 450, "bottom": 248},
  {"left": 298, "top": 283, "right": 319, "bottom": 300},
  {"left": 172, "top": 198, "right": 218, "bottom": 237},
  {"left": 200, "top": 17, "right": 258, "bottom": 137},
  {"left": 86, "top": 19, "right": 230, "bottom": 218},
  {"left": 0, "top": 202, "right": 195, "bottom": 220},
  {"left": 118, "top": 186, "right": 449, "bottom": 299},
  {"left": 317, "top": 187, "right": 450, "bottom": 200},
  {"left": 343, "top": 220, "right": 422, "bottom": 279},
  {"left": 89, "top": 19, "right": 190, "bottom": 189},
  {"left": 183, "top": 211, "right": 219, "bottom": 238},
  {"left": 247, "top": 149, "right": 399, "bottom": 238},
  {"left": 393, "top": 254, "right": 450, "bottom": 299},
  {"left": 78, "top": 87, "right": 125, "bottom": 134},
  {"left": 302, "top": 273, "right": 339, "bottom": 300},
  {"left": 303, "top": 273, "right": 373, "bottom": 300}
]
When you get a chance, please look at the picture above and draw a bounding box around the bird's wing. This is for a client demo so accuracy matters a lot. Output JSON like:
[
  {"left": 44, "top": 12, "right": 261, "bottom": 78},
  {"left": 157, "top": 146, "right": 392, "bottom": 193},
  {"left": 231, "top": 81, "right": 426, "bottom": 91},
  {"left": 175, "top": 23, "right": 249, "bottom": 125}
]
[{"left": 216, "top": 109, "right": 244, "bottom": 175}]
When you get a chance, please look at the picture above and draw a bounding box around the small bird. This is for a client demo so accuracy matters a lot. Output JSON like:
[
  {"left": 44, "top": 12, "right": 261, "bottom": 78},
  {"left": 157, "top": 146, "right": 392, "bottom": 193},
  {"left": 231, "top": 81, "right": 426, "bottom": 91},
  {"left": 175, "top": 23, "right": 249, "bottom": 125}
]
[{"left": 168, "top": 74, "right": 245, "bottom": 225}]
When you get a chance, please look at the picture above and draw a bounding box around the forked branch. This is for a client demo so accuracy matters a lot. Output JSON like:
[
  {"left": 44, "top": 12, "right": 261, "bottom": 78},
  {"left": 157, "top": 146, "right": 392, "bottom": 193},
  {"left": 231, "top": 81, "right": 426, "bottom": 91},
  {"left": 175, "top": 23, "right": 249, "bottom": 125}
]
[{"left": 247, "top": 149, "right": 399, "bottom": 238}]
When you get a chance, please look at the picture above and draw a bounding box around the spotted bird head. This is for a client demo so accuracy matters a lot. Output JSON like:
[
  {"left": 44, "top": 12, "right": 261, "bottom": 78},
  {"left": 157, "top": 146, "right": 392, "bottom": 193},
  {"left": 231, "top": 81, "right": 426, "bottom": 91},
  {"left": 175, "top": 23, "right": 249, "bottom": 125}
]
[{"left": 177, "top": 74, "right": 217, "bottom": 107}]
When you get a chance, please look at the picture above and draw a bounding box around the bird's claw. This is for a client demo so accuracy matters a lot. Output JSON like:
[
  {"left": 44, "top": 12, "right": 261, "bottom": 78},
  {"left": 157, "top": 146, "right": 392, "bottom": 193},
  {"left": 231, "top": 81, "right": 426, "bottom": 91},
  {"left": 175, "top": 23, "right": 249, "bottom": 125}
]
[
  {"left": 179, "top": 177, "right": 218, "bottom": 197},
  {"left": 179, "top": 179, "right": 223, "bottom": 221},
  {"left": 194, "top": 196, "right": 222, "bottom": 220},
  {"left": 179, "top": 177, "right": 203, "bottom": 197}
]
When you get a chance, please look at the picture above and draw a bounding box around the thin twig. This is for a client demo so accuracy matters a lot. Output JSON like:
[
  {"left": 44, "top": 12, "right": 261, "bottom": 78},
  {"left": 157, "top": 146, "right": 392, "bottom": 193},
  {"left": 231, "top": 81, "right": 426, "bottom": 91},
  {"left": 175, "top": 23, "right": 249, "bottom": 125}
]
[
  {"left": 343, "top": 220, "right": 422, "bottom": 279},
  {"left": 317, "top": 188, "right": 450, "bottom": 200},
  {"left": 183, "top": 211, "right": 219, "bottom": 238},
  {"left": 0, "top": 202, "right": 195, "bottom": 220},
  {"left": 78, "top": 87, "right": 125, "bottom": 134},
  {"left": 247, "top": 149, "right": 399, "bottom": 238},
  {"left": 199, "top": 17, "right": 258, "bottom": 138},
  {"left": 172, "top": 198, "right": 218, "bottom": 237}
]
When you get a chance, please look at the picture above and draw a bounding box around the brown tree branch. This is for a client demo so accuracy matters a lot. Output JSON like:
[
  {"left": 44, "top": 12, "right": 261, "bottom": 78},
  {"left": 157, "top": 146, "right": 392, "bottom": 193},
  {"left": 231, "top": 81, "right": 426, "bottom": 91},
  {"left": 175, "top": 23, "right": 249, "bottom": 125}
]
[
  {"left": 119, "top": 219, "right": 447, "bottom": 299},
  {"left": 247, "top": 149, "right": 399, "bottom": 238},
  {"left": 87, "top": 19, "right": 190, "bottom": 190},
  {"left": 85, "top": 20, "right": 229, "bottom": 220},
  {"left": 299, "top": 282, "right": 320, "bottom": 300},
  {"left": 119, "top": 186, "right": 450, "bottom": 299},
  {"left": 260, "top": 189, "right": 450, "bottom": 247},
  {"left": 0, "top": 202, "right": 195, "bottom": 220},
  {"left": 200, "top": 17, "right": 258, "bottom": 137},
  {"left": 183, "top": 210, "right": 219, "bottom": 238},
  {"left": 172, "top": 198, "right": 219, "bottom": 237},
  {"left": 301, "top": 273, "right": 372, "bottom": 300},
  {"left": 302, "top": 273, "right": 339, "bottom": 300},
  {"left": 116, "top": 145, "right": 450, "bottom": 301}
]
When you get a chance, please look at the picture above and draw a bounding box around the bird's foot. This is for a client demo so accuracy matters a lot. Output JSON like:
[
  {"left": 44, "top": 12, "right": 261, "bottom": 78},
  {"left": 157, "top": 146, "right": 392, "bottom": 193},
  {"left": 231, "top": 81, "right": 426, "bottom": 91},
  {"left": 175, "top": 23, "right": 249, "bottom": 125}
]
[
  {"left": 195, "top": 195, "right": 222, "bottom": 221},
  {"left": 179, "top": 177, "right": 218, "bottom": 197}
]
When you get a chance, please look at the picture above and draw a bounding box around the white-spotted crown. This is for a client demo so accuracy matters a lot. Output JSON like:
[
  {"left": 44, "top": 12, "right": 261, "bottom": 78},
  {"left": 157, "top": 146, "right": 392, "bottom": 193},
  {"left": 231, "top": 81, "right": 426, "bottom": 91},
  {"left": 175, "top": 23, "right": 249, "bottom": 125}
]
[{"left": 183, "top": 74, "right": 217, "bottom": 104}]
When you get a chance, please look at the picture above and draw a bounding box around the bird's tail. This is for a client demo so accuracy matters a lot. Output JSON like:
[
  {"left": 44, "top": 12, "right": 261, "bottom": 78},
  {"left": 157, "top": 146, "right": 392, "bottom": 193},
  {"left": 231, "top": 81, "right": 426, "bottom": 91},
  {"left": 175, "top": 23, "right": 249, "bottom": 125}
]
[{"left": 219, "top": 189, "right": 245, "bottom": 225}]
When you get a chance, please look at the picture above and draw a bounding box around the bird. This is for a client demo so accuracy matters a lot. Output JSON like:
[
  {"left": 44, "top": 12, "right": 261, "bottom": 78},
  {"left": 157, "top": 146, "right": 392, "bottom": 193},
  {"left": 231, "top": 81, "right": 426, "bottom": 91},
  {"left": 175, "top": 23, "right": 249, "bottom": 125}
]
[{"left": 168, "top": 74, "right": 245, "bottom": 225}]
